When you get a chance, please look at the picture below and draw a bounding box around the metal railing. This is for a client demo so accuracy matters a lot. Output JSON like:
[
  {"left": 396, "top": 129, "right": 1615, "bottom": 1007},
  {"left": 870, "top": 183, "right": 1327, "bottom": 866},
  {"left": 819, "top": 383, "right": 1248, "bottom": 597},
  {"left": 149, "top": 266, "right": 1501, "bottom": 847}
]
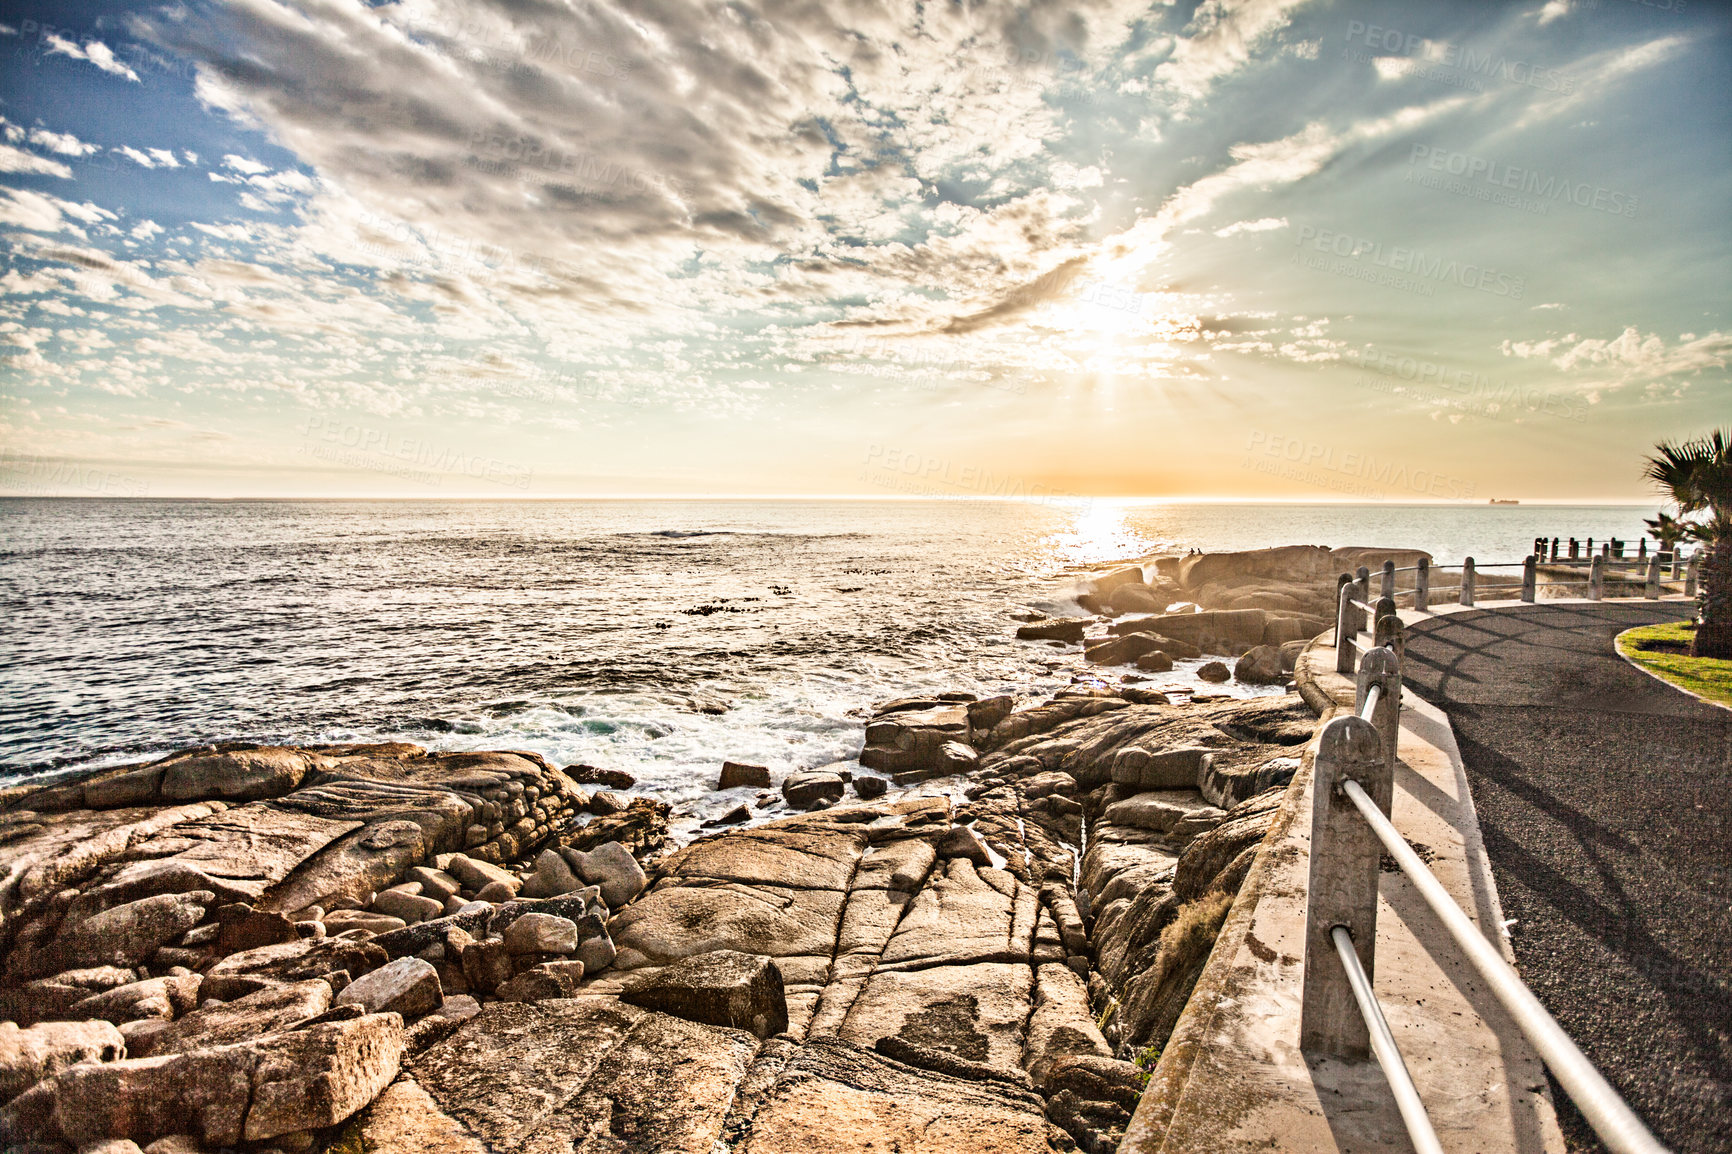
[
  {"left": 1333, "top": 553, "right": 1701, "bottom": 673},
  {"left": 1303, "top": 620, "right": 1674, "bottom": 1154}
]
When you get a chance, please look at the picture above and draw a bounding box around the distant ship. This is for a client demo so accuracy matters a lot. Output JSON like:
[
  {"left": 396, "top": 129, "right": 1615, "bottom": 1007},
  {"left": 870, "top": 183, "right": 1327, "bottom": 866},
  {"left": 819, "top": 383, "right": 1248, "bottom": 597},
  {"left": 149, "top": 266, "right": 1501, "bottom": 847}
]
[{"left": 1489, "top": 498, "right": 1520, "bottom": 505}]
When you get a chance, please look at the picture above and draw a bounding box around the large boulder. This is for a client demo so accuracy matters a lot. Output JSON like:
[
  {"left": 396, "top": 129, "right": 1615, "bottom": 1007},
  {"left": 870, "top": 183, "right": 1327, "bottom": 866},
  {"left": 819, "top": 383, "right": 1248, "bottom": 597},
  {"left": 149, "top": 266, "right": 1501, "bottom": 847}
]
[
  {"left": 335, "top": 957, "right": 442, "bottom": 1018},
  {"left": 68, "top": 975, "right": 202, "bottom": 1024},
  {"left": 1233, "top": 644, "right": 1286, "bottom": 685},
  {"left": 1083, "top": 632, "right": 1172, "bottom": 667},
  {"left": 1111, "top": 609, "right": 1270, "bottom": 655},
  {"left": 562, "top": 841, "right": 647, "bottom": 909},
  {"left": 47, "top": 1013, "right": 404, "bottom": 1147},
  {"left": 159, "top": 748, "right": 317, "bottom": 803},
  {"left": 1086, "top": 566, "right": 1146, "bottom": 597},
  {"left": 129, "top": 980, "right": 334, "bottom": 1059},
  {"left": 780, "top": 771, "right": 847, "bottom": 810},
  {"left": 46, "top": 892, "right": 213, "bottom": 973},
  {"left": 1015, "top": 619, "right": 1086, "bottom": 643},
  {"left": 1175, "top": 546, "right": 1335, "bottom": 590},
  {"left": 622, "top": 949, "right": 788, "bottom": 1039},
  {"left": 719, "top": 762, "right": 772, "bottom": 790},
  {"left": 0, "top": 1020, "right": 125, "bottom": 1104}
]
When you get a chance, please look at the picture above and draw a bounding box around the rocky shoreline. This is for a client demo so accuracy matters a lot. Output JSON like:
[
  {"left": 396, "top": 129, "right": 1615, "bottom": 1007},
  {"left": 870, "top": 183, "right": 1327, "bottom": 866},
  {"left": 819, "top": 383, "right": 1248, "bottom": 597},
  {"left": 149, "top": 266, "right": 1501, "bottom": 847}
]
[{"left": 0, "top": 545, "right": 1419, "bottom": 1154}]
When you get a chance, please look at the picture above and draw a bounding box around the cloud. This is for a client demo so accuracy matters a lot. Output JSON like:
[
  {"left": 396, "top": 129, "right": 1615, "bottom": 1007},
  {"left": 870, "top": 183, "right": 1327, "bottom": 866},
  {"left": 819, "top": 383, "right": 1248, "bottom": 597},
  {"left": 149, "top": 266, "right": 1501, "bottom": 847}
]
[
  {"left": 0, "top": 144, "right": 73, "bottom": 179},
  {"left": 1154, "top": 0, "right": 1313, "bottom": 99},
  {"left": 0, "top": 190, "right": 114, "bottom": 236},
  {"left": 1502, "top": 327, "right": 1732, "bottom": 389},
  {"left": 27, "top": 128, "right": 101, "bottom": 158},
  {"left": 1214, "top": 216, "right": 1288, "bottom": 238},
  {"left": 43, "top": 34, "right": 142, "bottom": 82}
]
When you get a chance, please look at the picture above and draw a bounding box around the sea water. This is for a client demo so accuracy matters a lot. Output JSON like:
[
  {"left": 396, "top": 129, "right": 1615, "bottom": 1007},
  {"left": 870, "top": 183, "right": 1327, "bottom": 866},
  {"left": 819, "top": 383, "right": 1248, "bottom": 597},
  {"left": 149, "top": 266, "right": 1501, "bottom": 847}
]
[{"left": 0, "top": 498, "right": 1652, "bottom": 832}]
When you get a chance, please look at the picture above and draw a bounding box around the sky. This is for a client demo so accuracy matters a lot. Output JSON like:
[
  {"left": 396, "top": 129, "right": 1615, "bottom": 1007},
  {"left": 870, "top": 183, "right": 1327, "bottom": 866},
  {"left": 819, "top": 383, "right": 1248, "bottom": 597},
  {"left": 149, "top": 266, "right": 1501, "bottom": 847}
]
[{"left": 0, "top": 0, "right": 1727, "bottom": 501}]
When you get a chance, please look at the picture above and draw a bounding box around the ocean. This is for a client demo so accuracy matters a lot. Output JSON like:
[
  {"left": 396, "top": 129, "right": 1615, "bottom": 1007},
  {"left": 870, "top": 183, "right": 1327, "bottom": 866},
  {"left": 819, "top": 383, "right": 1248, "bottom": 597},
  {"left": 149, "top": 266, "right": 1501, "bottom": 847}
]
[{"left": 0, "top": 498, "right": 1654, "bottom": 835}]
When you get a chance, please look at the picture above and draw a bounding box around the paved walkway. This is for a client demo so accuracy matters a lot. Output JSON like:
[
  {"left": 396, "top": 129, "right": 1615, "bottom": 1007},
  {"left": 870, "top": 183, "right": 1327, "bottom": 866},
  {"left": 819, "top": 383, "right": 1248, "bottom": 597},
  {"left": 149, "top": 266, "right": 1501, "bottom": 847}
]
[{"left": 1401, "top": 602, "right": 1730, "bottom": 1154}]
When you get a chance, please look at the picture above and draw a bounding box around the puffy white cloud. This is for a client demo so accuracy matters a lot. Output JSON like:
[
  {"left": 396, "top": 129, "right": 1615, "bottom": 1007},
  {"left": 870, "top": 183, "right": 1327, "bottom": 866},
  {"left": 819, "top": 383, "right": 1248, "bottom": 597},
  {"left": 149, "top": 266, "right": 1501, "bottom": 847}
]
[
  {"left": 27, "top": 128, "right": 101, "bottom": 157},
  {"left": 0, "top": 144, "right": 72, "bottom": 179},
  {"left": 43, "top": 34, "right": 141, "bottom": 82}
]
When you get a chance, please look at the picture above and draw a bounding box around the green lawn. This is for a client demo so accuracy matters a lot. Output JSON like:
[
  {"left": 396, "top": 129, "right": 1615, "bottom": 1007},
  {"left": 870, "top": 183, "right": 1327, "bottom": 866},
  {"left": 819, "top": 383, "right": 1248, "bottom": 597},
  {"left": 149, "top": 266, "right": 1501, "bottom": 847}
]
[{"left": 1616, "top": 621, "right": 1732, "bottom": 708}]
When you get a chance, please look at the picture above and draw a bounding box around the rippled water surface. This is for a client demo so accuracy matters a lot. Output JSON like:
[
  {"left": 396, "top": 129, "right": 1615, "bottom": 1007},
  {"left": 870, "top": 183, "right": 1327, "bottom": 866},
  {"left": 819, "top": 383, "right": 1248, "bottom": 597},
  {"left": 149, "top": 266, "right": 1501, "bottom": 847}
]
[{"left": 1, "top": 499, "right": 1650, "bottom": 824}]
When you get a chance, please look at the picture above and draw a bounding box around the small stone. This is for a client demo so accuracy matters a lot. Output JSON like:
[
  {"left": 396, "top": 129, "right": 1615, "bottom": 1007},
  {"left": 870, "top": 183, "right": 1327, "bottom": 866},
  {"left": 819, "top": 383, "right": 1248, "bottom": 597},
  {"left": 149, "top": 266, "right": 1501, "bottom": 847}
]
[
  {"left": 495, "top": 960, "right": 586, "bottom": 1002},
  {"left": 458, "top": 939, "right": 511, "bottom": 995},
  {"left": 502, "top": 914, "right": 578, "bottom": 956},
  {"left": 142, "top": 1137, "right": 203, "bottom": 1154},
  {"left": 1197, "top": 660, "right": 1231, "bottom": 683},
  {"left": 704, "top": 804, "right": 751, "bottom": 827},
  {"left": 718, "top": 762, "right": 771, "bottom": 790},
  {"left": 562, "top": 765, "right": 636, "bottom": 790},
  {"left": 1233, "top": 644, "right": 1285, "bottom": 685},
  {"left": 406, "top": 867, "right": 461, "bottom": 902},
  {"left": 935, "top": 824, "right": 992, "bottom": 866},
  {"left": 78, "top": 1139, "right": 144, "bottom": 1154},
  {"left": 442, "top": 854, "right": 520, "bottom": 895},
  {"left": 1134, "top": 651, "right": 1174, "bottom": 672},
  {"left": 371, "top": 891, "right": 445, "bottom": 924},
  {"left": 622, "top": 950, "right": 787, "bottom": 1039},
  {"left": 565, "top": 842, "right": 646, "bottom": 910},
  {"left": 589, "top": 790, "right": 629, "bottom": 815},
  {"left": 935, "top": 741, "right": 979, "bottom": 776},
  {"left": 473, "top": 882, "right": 518, "bottom": 904},
  {"left": 852, "top": 775, "right": 888, "bottom": 799},
  {"left": 519, "top": 850, "right": 580, "bottom": 899},
  {"left": 780, "top": 771, "right": 845, "bottom": 810},
  {"left": 335, "top": 957, "right": 442, "bottom": 1019},
  {"left": 321, "top": 911, "right": 406, "bottom": 937},
  {"left": 574, "top": 929, "right": 617, "bottom": 976}
]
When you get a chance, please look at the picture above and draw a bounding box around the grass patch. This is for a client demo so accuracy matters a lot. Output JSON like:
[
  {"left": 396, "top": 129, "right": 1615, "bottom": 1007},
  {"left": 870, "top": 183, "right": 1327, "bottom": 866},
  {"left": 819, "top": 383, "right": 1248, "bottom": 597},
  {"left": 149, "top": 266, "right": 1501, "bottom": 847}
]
[{"left": 1616, "top": 621, "right": 1732, "bottom": 708}]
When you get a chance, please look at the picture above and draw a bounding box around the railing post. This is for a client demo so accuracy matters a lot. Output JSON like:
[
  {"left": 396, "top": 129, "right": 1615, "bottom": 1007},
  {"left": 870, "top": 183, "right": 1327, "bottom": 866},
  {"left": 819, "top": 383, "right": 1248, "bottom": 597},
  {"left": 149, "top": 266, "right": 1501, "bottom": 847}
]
[
  {"left": 1380, "top": 560, "right": 1395, "bottom": 601},
  {"left": 1672, "top": 550, "right": 1684, "bottom": 579},
  {"left": 1415, "top": 557, "right": 1430, "bottom": 612},
  {"left": 1521, "top": 555, "right": 1537, "bottom": 603},
  {"left": 1355, "top": 566, "right": 1371, "bottom": 631},
  {"left": 1459, "top": 557, "right": 1475, "bottom": 606},
  {"left": 1589, "top": 555, "right": 1605, "bottom": 601},
  {"left": 1569, "top": 537, "right": 1579, "bottom": 561},
  {"left": 1359, "top": 645, "right": 1402, "bottom": 775},
  {"left": 1686, "top": 555, "right": 1699, "bottom": 598},
  {"left": 1551, "top": 537, "right": 1560, "bottom": 562},
  {"left": 1301, "top": 711, "right": 1394, "bottom": 1059},
  {"left": 1374, "top": 605, "right": 1404, "bottom": 669},
  {"left": 1645, "top": 557, "right": 1661, "bottom": 599},
  {"left": 1638, "top": 538, "right": 1647, "bottom": 560},
  {"left": 1587, "top": 537, "right": 1594, "bottom": 557},
  {"left": 1336, "top": 579, "right": 1356, "bottom": 676}
]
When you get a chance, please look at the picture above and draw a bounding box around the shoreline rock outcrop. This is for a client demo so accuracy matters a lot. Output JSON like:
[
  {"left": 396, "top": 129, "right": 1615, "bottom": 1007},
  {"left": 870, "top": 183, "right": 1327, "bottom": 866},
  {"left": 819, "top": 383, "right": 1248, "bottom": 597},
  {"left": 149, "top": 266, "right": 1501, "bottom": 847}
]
[{"left": 0, "top": 543, "right": 1376, "bottom": 1153}]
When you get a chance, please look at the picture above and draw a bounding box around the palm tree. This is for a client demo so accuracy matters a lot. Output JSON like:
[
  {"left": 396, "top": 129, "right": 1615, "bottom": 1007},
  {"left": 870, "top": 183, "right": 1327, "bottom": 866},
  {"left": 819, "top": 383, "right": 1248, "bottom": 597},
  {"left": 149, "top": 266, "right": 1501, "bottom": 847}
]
[
  {"left": 1643, "top": 429, "right": 1732, "bottom": 658},
  {"left": 1643, "top": 511, "right": 1687, "bottom": 555}
]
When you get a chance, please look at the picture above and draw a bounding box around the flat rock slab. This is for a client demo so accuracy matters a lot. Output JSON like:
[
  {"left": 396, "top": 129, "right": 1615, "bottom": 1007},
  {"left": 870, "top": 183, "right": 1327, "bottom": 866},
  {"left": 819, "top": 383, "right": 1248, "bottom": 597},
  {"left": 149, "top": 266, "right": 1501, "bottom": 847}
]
[
  {"left": 656, "top": 827, "right": 870, "bottom": 891},
  {"left": 400, "top": 997, "right": 755, "bottom": 1152},
  {"left": 610, "top": 882, "right": 845, "bottom": 969},
  {"left": 838, "top": 963, "right": 1034, "bottom": 1076},
  {"left": 879, "top": 859, "right": 1032, "bottom": 969},
  {"left": 737, "top": 1036, "right": 1053, "bottom": 1153}
]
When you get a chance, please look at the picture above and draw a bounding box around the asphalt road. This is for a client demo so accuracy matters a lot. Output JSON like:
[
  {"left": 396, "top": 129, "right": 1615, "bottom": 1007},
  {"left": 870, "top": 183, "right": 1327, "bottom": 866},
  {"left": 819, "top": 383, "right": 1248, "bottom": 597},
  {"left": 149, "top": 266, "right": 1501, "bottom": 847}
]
[{"left": 1402, "top": 602, "right": 1730, "bottom": 1154}]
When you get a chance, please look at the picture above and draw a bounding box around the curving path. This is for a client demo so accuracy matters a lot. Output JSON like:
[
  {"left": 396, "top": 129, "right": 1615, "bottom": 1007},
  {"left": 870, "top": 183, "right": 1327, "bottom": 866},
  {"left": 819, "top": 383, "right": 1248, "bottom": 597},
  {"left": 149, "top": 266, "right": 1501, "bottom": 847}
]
[{"left": 1401, "top": 602, "right": 1730, "bottom": 1154}]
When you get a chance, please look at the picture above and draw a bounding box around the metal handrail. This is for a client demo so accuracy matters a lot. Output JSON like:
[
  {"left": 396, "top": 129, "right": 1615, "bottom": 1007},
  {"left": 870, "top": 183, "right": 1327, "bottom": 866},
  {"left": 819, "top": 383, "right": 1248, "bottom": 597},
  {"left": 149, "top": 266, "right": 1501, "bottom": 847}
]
[
  {"left": 1337, "top": 777, "right": 1673, "bottom": 1154},
  {"left": 1330, "top": 925, "right": 1444, "bottom": 1154}
]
